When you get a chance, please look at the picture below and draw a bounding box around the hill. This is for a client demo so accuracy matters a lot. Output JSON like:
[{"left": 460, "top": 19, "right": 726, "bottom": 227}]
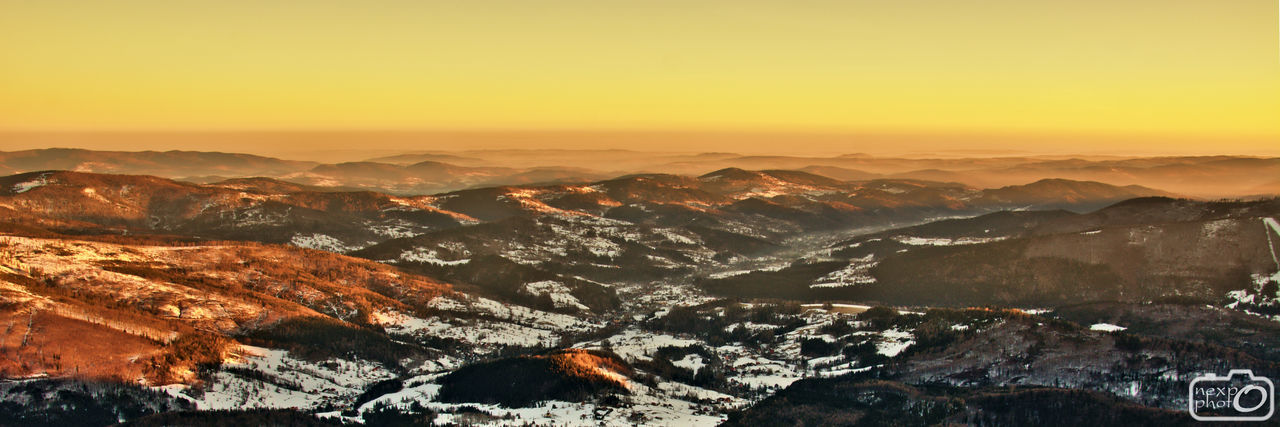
[
  {"left": 436, "top": 348, "right": 633, "bottom": 407},
  {"left": 699, "top": 197, "right": 1280, "bottom": 306},
  {"left": 0, "top": 170, "right": 465, "bottom": 252}
]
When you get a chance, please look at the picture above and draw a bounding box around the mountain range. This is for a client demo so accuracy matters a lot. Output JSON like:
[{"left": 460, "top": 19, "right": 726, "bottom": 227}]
[
  {"left": 0, "top": 149, "right": 1277, "bottom": 426},
  {"left": 4, "top": 148, "right": 1276, "bottom": 197}
]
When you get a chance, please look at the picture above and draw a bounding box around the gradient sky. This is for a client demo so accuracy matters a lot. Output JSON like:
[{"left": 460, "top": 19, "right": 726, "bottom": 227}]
[{"left": 1, "top": 1, "right": 1278, "bottom": 155}]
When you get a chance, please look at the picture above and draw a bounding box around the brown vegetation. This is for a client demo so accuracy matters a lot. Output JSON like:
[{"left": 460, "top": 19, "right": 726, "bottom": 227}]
[{"left": 0, "top": 232, "right": 452, "bottom": 384}]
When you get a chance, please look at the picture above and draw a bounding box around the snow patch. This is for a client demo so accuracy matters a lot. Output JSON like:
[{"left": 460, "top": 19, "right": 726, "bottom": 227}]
[
  {"left": 876, "top": 329, "right": 914, "bottom": 357},
  {"left": 398, "top": 247, "right": 470, "bottom": 265},
  {"left": 892, "top": 235, "right": 1007, "bottom": 246},
  {"left": 290, "top": 233, "right": 358, "bottom": 253},
  {"left": 810, "top": 254, "right": 877, "bottom": 288},
  {"left": 11, "top": 173, "right": 52, "bottom": 193},
  {"left": 1090, "top": 323, "right": 1127, "bottom": 332},
  {"left": 520, "top": 280, "right": 590, "bottom": 312},
  {"left": 671, "top": 354, "right": 706, "bottom": 374}
]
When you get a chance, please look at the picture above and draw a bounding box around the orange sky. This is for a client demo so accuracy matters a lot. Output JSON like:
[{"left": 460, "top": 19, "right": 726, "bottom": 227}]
[{"left": 1, "top": 1, "right": 1277, "bottom": 155}]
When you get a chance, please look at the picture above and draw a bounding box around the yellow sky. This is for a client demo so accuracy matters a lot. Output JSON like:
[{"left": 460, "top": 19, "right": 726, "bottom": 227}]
[{"left": 1, "top": 1, "right": 1278, "bottom": 154}]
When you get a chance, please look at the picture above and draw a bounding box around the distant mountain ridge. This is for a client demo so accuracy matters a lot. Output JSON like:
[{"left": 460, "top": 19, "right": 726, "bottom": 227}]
[
  {"left": 0, "top": 148, "right": 316, "bottom": 178},
  {"left": 2, "top": 148, "right": 1275, "bottom": 197}
]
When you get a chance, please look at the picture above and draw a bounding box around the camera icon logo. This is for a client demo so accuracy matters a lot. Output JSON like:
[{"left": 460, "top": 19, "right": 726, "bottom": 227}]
[{"left": 1189, "top": 369, "right": 1274, "bottom": 421}]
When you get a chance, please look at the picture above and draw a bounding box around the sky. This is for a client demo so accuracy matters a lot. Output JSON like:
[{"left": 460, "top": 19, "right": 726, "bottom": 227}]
[{"left": 1, "top": 0, "right": 1278, "bottom": 156}]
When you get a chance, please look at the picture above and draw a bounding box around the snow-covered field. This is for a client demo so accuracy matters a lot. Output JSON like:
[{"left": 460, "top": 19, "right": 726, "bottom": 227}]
[
  {"left": 159, "top": 345, "right": 395, "bottom": 411},
  {"left": 375, "top": 293, "right": 600, "bottom": 354},
  {"left": 342, "top": 308, "right": 922, "bottom": 427},
  {"left": 348, "top": 377, "right": 731, "bottom": 427}
]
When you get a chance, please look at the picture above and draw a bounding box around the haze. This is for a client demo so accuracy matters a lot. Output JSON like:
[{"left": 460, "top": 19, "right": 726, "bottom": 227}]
[{"left": 2, "top": 1, "right": 1278, "bottom": 157}]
